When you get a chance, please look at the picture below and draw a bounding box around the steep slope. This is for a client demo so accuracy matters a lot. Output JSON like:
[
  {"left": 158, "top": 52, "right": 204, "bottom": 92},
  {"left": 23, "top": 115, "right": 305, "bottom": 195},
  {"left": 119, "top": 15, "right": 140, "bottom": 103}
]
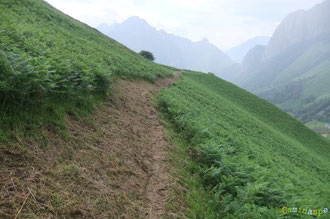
[
  {"left": 227, "top": 36, "right": 270, "bottom": 63},
  {"left": 158, "top": 71, "right": 330, "bottom": 218},
  {"left": 2, "top": 0, "right": 330, "bottom": 218},
  {"left": 225, "top": 0, "right": 330, "bottom": 130},
  {"left": 0, "top": 0, "right": 172, "bottom": 135},
  {"left": 0, "top": 1, "right": 214, "bottom": 218},
  {"left": 0, "top": 1, "right": 180, "bottom": 217},
  {"left": 98, "top": 17, "right": 233, "bottom": 74}
]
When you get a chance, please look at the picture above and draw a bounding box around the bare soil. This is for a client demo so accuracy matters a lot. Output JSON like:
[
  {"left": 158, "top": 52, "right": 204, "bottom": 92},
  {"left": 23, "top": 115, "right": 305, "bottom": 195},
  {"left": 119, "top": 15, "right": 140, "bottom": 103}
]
[{"left": 0, "top": 72, "right": 181, "bottom": 218}]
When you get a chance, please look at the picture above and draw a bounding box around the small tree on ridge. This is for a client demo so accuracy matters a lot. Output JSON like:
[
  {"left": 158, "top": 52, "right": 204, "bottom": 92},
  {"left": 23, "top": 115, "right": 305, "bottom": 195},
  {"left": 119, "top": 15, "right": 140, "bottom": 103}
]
[{"left": 139, "top": 50, "right": 155, "bottom": 61}]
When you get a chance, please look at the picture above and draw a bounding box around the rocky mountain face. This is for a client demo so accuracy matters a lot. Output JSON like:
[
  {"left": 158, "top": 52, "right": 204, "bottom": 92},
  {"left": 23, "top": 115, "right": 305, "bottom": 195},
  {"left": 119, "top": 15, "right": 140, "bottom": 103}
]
[
  {"left": 98, "top": 16, "right": 233, "bottom": 74},
  {"left": 221, "top": 0, "right": 330, "bottom": 124},
  {"left": 262, "top": 0, "right": 330, "bottom": 61}
]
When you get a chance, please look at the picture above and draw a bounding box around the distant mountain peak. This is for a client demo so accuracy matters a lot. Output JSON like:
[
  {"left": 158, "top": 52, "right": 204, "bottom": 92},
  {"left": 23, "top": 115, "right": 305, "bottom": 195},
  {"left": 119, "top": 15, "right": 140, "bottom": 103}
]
[
  {"left": 123, "top": 16, "right": 150, "bottom": 26},
  {"left": 125, "top": 16, "right": 145, "bottom": 22},
  {"left": 97, "top": 17, "right": 232, "bottom": 73},
  {"left": 226, "top": 36, "right": 270, "bottom": 63},
  {"left": 200, "top": 38, "right": 209, "bottom": 43}
]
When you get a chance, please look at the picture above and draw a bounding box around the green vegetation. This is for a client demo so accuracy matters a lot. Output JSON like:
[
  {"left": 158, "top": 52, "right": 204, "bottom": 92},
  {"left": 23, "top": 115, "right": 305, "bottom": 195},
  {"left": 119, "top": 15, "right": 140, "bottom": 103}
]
[
  {"left": 158, "top": 71, "right": 330, "bottom": 218},
  {"left": 160, "top": 113, "right": 218, "bottom": 218},
  {"left": 2, "top": 0, "right": 330, "bottom": 218},
  {"left": 0, "top": 0, "right": 172, "bottom": 140},
  {"left": 139, "top": 50, "right": 155, "bottom": 61},
  {"left": 250, "top": 39, "right": 330, "bottom": 132}
]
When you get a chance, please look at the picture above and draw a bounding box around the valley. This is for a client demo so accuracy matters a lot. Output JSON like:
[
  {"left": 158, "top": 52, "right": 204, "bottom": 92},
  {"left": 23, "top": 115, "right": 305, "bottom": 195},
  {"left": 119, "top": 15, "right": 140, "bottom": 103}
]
[{"left": 221, "top": 0, "right": 330, "bottom": 137}]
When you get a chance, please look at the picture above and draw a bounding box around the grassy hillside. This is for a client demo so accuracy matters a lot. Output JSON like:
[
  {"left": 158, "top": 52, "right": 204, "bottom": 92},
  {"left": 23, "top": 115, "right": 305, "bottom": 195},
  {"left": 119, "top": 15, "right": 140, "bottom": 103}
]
[
  {"left": 2, "top": 0, "right": 330, "bottom": 218},
  {"left": 0, "top": 1, "right": 178, "bottom": 217},
  {"left": 0, "top": 0, "right": 172, "bottom": 139},
  {"left": 158, "top": 71, "right": 330, "bottom": 218},
  {"left": 255, "top": 38, "right": 330, "bottom": 125}
]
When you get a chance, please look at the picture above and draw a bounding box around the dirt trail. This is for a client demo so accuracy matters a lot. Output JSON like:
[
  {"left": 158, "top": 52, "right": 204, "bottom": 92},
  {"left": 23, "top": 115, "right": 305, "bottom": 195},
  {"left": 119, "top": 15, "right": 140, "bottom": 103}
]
[
  {"left": 0, "top": 72, "right": 181, "bottom": 218},
  {"left": 107, "top": 71, "right": 181, "bottom": 218},
  {"left": 144, "top": 73, "right": 181, "bottom": 218},
  {"left": 90, "top": 71, "right": 181, "bottom": 218}
]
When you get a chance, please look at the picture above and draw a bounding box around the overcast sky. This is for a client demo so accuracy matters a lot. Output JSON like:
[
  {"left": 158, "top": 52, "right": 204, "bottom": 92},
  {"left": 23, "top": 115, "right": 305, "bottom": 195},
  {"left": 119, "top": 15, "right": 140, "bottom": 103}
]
[{"left": 45, "top": 0, "right": 324, "bottom": 50}]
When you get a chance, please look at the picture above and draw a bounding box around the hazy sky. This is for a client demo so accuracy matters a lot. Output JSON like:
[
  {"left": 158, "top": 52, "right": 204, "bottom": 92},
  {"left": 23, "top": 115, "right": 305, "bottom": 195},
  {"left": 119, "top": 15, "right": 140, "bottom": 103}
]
[{"left": 45, "top": 0, "right": 324, "bottom": 50}]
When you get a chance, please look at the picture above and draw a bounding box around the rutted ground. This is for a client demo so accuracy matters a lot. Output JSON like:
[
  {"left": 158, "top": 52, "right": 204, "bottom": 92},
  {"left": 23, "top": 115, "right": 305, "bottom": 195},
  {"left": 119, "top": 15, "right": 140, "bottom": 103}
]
[{"left": 0, "top": 72, "right": 180, "bottom": 218}]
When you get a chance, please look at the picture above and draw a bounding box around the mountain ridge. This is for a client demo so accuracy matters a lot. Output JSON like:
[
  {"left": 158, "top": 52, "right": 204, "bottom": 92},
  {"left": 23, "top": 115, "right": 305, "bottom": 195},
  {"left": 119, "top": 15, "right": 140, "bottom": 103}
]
[{"left": 97, "top": 16, "right": 233, "bottom": 74}]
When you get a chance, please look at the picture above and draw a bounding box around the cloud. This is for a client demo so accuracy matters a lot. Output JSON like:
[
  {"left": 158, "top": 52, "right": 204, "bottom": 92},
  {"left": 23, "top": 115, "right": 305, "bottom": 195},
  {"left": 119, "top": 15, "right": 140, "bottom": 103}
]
[{"left": 45, "top": 0, "right": 324, "bottom": 50}]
